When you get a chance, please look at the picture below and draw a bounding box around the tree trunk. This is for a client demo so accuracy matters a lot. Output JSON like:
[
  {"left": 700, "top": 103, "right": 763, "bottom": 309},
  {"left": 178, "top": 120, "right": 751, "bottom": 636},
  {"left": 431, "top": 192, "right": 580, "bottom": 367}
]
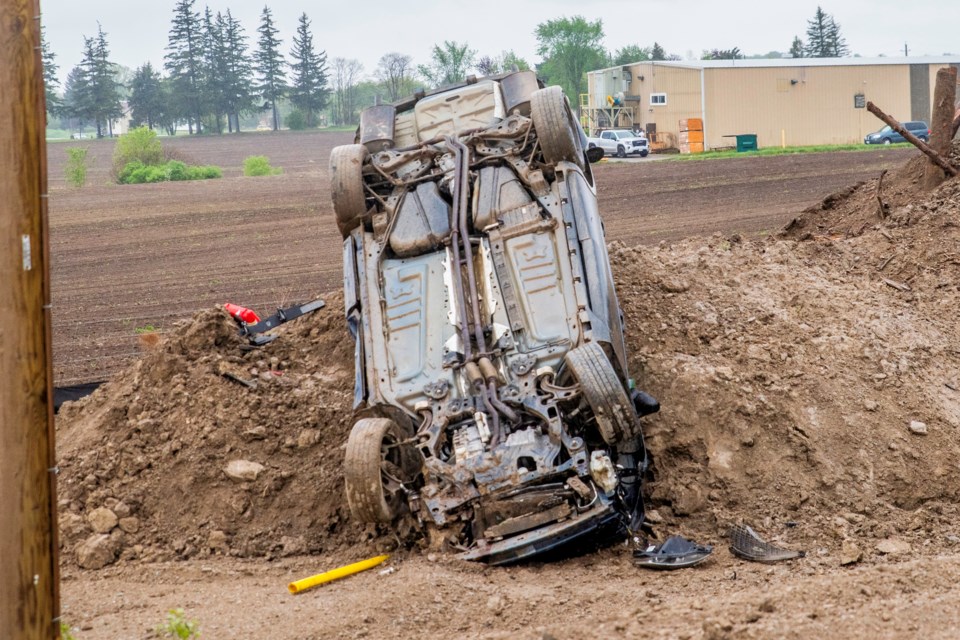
[
  {"left": 924, "top": 66, "right": 958, "bottom": 189},
  {"left": 272, "top": 98, "right": 279, "bottom": 131}
]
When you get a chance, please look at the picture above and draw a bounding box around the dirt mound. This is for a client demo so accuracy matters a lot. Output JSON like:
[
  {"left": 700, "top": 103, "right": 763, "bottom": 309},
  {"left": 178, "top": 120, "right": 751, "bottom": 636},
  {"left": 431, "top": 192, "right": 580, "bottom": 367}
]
[
  {"left": 56, "top": 295, "right": 372, "bottom": 568},
  {"left": 58, "top": 152, "right": 960, "bottom": 571},
  {"left": 782, "top": 140, "right": 960, "bottom": 239}
]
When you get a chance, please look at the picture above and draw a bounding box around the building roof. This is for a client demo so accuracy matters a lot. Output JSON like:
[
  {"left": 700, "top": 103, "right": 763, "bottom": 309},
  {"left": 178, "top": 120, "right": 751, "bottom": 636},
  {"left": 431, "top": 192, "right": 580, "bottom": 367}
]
[{"left": 590, "top": 56, "right": 960, "bottom": 74}]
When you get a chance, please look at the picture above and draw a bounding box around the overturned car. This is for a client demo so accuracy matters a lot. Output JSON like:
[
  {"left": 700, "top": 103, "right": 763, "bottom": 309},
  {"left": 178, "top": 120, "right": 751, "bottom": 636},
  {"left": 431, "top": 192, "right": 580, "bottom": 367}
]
[{"left": 332, "top": 71, "right": 659, "bottom": 564}]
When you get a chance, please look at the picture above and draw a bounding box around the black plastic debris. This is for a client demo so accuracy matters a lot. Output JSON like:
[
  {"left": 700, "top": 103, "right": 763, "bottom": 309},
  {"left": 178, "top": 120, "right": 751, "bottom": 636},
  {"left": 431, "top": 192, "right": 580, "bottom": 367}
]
[
  {"left": 729, "top": 524, "right": 805, "bottom": 563},
  {"left": 633, "top": 535, "right": 713, "bottom": 570}
]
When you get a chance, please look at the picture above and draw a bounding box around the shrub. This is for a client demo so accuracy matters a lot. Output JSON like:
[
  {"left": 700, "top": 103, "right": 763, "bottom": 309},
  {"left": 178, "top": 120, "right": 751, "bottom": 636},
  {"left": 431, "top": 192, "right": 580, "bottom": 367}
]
[
  {"left": 65, "top": 147, "right": 88, "bottom": 187},
  {"left": 243, "top": 155, "right": 282, "bottom": 177},
  {"left": 117, "top": 160, "right": 222, "bottom": 185},
  {"left": 156, "top": 608, "right": 200, "bottom": 639},
  {"left": 285, "top": 109, "right": 307, "bottom": 130},
  {"left": 113, "top": 126, "right": 163, "bottom": 177}
]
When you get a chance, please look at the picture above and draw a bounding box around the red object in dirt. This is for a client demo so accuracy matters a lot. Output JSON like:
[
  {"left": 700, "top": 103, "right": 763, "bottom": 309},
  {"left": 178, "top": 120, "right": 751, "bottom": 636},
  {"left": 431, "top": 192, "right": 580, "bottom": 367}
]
[{"left": 224, "top": 303, "right": 261, "bottom": 324}]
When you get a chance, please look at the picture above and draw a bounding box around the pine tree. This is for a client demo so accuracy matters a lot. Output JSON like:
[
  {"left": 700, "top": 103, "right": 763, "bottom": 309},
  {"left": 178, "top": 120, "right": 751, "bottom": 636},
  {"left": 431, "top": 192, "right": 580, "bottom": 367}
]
[
  {"left": 288, "top": 13, "right": 328, "bottom": 127},
  {"left": 41, "top": 26, "right": 62, "bottom": 117},
  {"left": 789, "top": 36, "right": 805, "bottom": 58},
  {"left": 201, "top": 7, "right": 228, "bottom": 134},
  {"left": 63, "top": 65, "right": 93, "bottom": 136},
  {"left": 222, "top": 10, "right": 255, "bottom": 132},
  {"left": 826, "top": 16, "right": 850, "bottom": 57},
  {"left": 165, "top": 0, "right": 204, "bottom": 133},
  {"left": 93, "top": 25, "right": 123, "bottom": 136},
  {"left": 128, "top": 62, "right": 165, "bottom": 129},
  {"left": 254, "top": 5, "right": 286, "bottom": 131},
  {"left": 651, "top": 42, "right": 666, "bottom": 61},
  {"left": 804, "top": 6, "right": 852, "bottom": 57}
]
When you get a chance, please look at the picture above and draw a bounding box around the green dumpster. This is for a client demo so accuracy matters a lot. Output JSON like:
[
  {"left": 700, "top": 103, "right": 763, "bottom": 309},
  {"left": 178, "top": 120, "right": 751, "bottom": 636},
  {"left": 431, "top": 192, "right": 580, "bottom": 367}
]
[{"left": 736, "top": 134, "right": 758, "bottom": 152}]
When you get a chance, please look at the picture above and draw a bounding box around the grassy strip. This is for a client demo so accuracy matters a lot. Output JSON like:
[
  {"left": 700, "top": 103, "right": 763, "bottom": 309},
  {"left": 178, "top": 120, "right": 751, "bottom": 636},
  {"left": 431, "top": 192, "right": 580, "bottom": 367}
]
[{"left": 664, "top": 143, "right": 913, "bottom": 161}]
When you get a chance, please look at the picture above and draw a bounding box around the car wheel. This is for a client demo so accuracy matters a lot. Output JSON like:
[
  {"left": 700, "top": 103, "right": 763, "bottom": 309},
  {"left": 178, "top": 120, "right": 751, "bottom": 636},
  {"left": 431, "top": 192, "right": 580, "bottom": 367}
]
[
  {"left": 344, "top": 418, "right": 418, "bottom": 523},
  {"left": 330, "top": 144, "right": 369, "bottom": 237},
  {"left": 564, "top": 342, "right": 638, "bottom": 445},
  {"left": 530, "top": 86, "right": 585, "bottom": 170},
  {"left": 616, "top": 145, "right": 626, "bottom": 158},
  {"left": 640, "top": 150, "right": 649, "bottom": 158},
  {"left": 883, "top": 138, "right": 892, "bottom": 145}
]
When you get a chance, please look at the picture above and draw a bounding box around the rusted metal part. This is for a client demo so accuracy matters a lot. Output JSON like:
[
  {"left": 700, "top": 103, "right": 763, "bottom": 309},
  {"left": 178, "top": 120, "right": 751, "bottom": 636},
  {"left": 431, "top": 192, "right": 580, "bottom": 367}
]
[
  {"left": 484, "top": 503, "right": 572, "bottom": 539},
  {"left": 867, "top": 101, "right": 958, "bottom": 177},
  {"left": 360, "top": 104, "right": 397, "bottom": 152}
]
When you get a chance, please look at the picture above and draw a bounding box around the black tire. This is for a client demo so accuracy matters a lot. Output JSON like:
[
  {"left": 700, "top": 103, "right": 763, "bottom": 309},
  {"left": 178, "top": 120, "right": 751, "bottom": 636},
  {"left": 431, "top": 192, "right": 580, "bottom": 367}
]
[
  {"left": 530, "top": 86, "right": 585, "bottom": 170},
  {"left": 640, "top": 150, "right": 649, "bottom": 158},
  {"left": 883, "top": 138, "right": 892, "bottom": 145},
  {"left": 587, "top": 142, "right": 596, "bottom": 149},
  {"left": 564, "top": 342, "right": 638, "bottom": 445},
  {"left": 329, "top": 144, "right": 369, "bottom": 237},
  {"left": 616, "top": 145, "right": 626, "bottom": 158},
  {"left": 344, "top": 418, "right": 417, "bottom": 523}
]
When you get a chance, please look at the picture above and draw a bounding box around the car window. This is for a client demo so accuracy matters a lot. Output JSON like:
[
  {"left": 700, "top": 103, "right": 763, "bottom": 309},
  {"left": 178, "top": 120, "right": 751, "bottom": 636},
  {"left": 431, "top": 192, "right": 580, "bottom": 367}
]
[
  {"left": 601, "top": 132, "right": 613, "bottom": 140},
  {"left": 615, "top": 131, "right": 632, "bottom": 139}
]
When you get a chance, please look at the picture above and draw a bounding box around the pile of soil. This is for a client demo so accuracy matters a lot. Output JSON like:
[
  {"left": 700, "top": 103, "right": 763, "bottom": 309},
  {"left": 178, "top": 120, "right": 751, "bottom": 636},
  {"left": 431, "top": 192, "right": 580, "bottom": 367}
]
[
  {"left": 57, "top": 295, "right": 363, "bottom": 568},
  {"left": 58, "top": 148, "right": 960, "bottom": 570}
]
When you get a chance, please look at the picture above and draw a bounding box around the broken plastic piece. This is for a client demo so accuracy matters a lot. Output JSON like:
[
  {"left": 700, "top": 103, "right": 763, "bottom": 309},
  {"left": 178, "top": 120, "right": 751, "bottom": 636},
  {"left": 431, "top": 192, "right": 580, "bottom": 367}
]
[
  {"left": 633, "top": 535, "right": 713, "bottom": 570},
  {"left": 729, "top": 524, "right": 805, "bottom": 563}
]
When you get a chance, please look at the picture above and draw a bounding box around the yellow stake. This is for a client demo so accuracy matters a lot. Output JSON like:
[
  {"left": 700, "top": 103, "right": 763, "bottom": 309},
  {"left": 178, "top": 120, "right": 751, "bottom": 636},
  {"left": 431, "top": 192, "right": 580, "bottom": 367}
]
[{"left": 288, "top": 554, "right": 390, "bottom": 594}]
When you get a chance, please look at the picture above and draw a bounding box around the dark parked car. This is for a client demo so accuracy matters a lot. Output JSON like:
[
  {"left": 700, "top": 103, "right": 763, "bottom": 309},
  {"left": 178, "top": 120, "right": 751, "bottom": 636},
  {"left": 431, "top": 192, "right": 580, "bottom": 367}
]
[{"left": 864, "top": 121, "right": 930, "bottom": 145}]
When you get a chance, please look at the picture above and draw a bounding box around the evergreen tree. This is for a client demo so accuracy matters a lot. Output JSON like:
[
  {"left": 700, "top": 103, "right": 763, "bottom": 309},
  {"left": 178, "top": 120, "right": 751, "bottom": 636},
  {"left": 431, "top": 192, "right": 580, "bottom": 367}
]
[
  {"left": 41, "top": 26, "right": 62, "bottom": 117},
  {"left": 165, "top": 0, "right": 204, "bottom": 133},
  {"left": 288, "top": 13, "right": 328, "bottom": 126},
  {"left": 128, "top": 62, "right": 165, "bottom": 129},
  {"left": 201, "top": 7, "right": 228, "bottom": 134},
  {"left": 789, "top": 36, "right": 805, "bottom": 58},
  {"left": 222, "top": 10, "right": 255, "bottom": 132},
  {"left": 651, "top": 42, "right": 666, "bottom": 61},
  {"left": 804, "top": 7, "right": 849, "bottom": 57},
  {"left": 79, "top": 26, "right": 122, "bottom": 138},
  {"left": 63, "top": 65, "right": 93, "bottom": 136},
  {"left": 254, "top": 5, "right": 286, "bottom": 131}
]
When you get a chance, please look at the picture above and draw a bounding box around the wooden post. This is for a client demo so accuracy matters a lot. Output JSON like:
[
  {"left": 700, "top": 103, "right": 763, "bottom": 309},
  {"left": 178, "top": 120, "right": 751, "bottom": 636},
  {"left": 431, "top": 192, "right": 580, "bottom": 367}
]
[
  {"left": 866, "top": 101, "right": 958, "bottom": 178},
  {"left": 0, "top": 1, "right": 61, "bottom": 638},
  {"left": 925, "top": 66, "right": 958, "bottom": 189}
]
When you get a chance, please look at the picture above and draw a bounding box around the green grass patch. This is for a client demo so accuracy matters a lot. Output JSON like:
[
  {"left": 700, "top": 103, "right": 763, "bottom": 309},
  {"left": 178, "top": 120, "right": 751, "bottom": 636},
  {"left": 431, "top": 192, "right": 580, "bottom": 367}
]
[
  {"left": 242, "top": 155, "right": 282, "bottom": 177},
  {"left": 665, "top": 143, "right": 913, "bottom": 162},
  {"left": 156, "top": 608, "right": 200, "bottom": 639},
  {"left": 65, "top": 147, "right": 88, "bottom": 187}
]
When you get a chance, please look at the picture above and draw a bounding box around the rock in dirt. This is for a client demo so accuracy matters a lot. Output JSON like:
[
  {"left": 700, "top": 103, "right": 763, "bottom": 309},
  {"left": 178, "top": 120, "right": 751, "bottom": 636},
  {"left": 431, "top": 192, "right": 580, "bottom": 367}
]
[
  {"left": 863, "top": 399, "right": 879, "bottom": 412},
  {"left": 659, "top": 278, "right": 690, "bottom": 294},
  {"left": 224, "top": 459, "right": 265, "bottom": 482},
  {"left": 876, "top": 538, "right": 912, "bottom": 555},
  {"left": 909, "top": 421, "right": 928, "bottom": 435},
  {"left": 118, "top": 517, "right": 140, "bottom": 534},
  {"left": 840, "top": 541, "right": 862, "bottom": 565},
  {"left": 87, "top": 507, "right": 118, "bottom": 534},
  {"left": 208, "top": 530, "right": 230, "bottom": 553},
  {"left": 75, "top": 534, "right": 119, "bottom": 570}
]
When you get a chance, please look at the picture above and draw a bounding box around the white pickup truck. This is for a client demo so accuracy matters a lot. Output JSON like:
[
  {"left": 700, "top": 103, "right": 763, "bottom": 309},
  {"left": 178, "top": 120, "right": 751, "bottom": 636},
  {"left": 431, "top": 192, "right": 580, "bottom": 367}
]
[{"left": 586, "top": 129, "right": 649, "bottom": 158}]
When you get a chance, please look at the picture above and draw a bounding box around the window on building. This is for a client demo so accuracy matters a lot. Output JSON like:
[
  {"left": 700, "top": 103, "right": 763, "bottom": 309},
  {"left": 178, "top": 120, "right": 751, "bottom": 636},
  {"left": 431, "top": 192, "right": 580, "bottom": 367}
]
[{"left": 650, "top": 93, "right": 667, "bottom": 105}]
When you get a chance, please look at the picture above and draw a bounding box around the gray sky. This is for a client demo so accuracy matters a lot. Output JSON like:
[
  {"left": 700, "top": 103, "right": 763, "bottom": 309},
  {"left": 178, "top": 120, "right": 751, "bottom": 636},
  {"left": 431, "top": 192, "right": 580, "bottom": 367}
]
[{"left": 42, "top": 0, "right": 959, "bottom": 84}]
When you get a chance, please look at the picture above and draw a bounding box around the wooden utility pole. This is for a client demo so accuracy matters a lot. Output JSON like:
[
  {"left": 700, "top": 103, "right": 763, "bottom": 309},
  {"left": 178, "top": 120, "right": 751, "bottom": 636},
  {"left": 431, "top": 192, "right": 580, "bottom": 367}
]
[
  {"left": 925, "top": 66, "right": 958, "bottom": 189},
  {"left": 0, "top": 0, "right": 61, "bottom": 638}
]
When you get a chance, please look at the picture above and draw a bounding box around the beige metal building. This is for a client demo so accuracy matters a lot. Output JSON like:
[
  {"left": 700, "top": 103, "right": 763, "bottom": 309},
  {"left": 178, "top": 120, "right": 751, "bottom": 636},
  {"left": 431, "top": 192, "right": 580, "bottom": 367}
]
[{"left": 585, "top": 57, "right": 960, "bottom": 150}]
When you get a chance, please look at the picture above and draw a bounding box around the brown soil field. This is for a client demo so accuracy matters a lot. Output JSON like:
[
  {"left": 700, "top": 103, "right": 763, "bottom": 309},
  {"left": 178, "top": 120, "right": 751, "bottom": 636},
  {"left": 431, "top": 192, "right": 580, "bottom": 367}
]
[
  {"left": 54, "top": 132, "right": 960, "bottom": 640},
  {"left": 47, "top": 132, "right": 912, "bottom": 384}
]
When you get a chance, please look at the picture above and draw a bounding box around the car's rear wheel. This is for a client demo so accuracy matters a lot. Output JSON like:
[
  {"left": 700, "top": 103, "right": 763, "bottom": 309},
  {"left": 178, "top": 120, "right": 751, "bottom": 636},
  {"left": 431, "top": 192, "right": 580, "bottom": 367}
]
[
  {"left": 330, "top": 144, "right": 369, "bottom": 237},
  {"left": 344, "top": 418, "right": 417, "bottom": 523},
  {"left": 883, "top": 138, "right": 892, "bottom": 145},
  {"left": 530, "top": 86, "right": 585, "bottom": 171},
  {"left": 616, "top": 145, "right": 626, "bottom": 158},
  {"left": 564, "top": 342, "right": 638, "bottom": 445}
]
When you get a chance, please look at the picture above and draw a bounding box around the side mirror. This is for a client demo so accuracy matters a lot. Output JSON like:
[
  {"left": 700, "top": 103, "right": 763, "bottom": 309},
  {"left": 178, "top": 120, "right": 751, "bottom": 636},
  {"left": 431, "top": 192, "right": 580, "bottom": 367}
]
[{"left": 585, "top": 146, "right": 604, "bottom": 164}]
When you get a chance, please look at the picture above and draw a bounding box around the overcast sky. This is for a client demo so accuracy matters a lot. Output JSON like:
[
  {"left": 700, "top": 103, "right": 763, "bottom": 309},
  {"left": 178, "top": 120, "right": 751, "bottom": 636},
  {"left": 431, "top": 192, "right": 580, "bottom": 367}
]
[{"left": 42, "top": 0, "right": 959, "bottom": 84}]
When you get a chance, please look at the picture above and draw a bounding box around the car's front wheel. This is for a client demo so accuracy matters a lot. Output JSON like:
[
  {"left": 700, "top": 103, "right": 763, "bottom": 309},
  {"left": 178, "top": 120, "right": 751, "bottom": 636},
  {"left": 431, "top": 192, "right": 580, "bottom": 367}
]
[
  {"left": 564, "top": 342, "right": 638, "bottom": 445},
  {"left": 883, "top": 138, "right": 892, "bottom": 145},
  {"left": 616, "top": 145, "right": 626, "bottom": 158},
  {"left": 640, "top": 150, "right": 649, "bottom": 158},
  {"left": 344, "top": 418, "right": 418, "bottom": 523}
]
